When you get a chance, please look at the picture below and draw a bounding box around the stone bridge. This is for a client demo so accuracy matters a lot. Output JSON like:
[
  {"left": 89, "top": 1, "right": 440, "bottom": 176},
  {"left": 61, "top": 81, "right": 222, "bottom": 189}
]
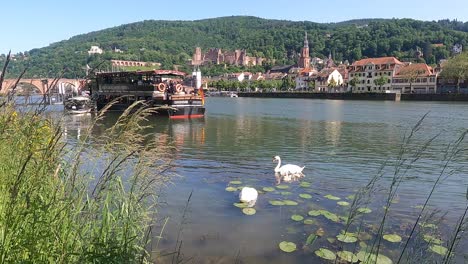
[{"left": 1, "top": 78, "right": 85, "bottom": 95}]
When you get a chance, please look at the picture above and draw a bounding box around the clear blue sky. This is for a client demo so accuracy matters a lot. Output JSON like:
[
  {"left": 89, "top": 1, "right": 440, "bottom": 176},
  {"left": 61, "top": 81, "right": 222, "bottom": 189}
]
[{"left": 1, "top": 0, "right": 467, "bottom": 54}]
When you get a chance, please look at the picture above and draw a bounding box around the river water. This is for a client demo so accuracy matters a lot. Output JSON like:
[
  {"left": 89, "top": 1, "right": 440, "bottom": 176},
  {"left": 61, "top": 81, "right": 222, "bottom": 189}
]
[{"left": 63, "top": 97, "right": 468, "bottom": 263}]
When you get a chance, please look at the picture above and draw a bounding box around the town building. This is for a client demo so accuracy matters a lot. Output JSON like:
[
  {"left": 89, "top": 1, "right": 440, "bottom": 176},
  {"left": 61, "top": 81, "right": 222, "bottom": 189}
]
[
  {"left": 315, "top": 68, "right": 344, "bottom": 92},
  {"left": 191, "top": 47, "right": 264, "bottom": 67},
  {"left": 88, "top": 46, "right": 103, "bottom": 55},
  {"left": 348, "top": 57, "right": 404, "bottom": 93},
  {"left": 392, "top": 63, "right": 438, "bottom": 94}
]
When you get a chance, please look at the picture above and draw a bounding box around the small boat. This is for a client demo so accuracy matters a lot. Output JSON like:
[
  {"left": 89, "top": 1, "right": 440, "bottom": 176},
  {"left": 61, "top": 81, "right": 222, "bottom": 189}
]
[{"left": 64, "top": 96, "right": 94, "bottom": 114}]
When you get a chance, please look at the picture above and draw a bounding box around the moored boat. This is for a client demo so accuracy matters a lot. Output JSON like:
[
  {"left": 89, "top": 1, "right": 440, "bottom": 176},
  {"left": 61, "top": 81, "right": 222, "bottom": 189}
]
[
  {"left": 89, "top": 69, "right": 205, "bottom": 119},
  {"left": 64, "top": 96, "right": 94, "bottom": 114}
]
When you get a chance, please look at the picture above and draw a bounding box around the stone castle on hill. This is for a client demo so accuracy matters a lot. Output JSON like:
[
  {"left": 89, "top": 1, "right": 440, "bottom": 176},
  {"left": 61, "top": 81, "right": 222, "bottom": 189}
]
[{"left": 191, "top": 47, "right": 264, "bottom": 66}]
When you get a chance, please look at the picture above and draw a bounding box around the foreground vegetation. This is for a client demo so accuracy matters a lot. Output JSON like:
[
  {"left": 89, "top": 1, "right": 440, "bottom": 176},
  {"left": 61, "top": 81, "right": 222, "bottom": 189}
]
[{"left": 0, "top": 98, "right": 173, "bottom": 263}]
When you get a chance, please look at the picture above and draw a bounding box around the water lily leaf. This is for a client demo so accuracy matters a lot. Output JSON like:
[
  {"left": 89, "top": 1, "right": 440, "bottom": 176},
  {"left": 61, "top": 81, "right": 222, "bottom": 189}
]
[
  {"left": 327, "top": 237, "right": 336, "bottom": 243},
  {"left": 337, "top": 251, "right": 359, "bottom": 263},
  {"left": 300, "top": 181, "right": 311, "bottom": 187},
  {"left": 281, "top": 191, "right": 292, "bottom": 196},
  {"left": 356, "top": 251, "right": 393, "bottom": 264},
  {"left": 337, "top": 201, "right": 350, "bottom": 206},
  {"left": 291, "top": 215, "right": 304, "bottom": 221},
  {"left": 242, "top": 208, "right": 256, "bottom": 215},
  {"left": 337, "top": 233, "right": 358, "bottom": 243},
  {"left": 321, "top": 211, "right": 340, "bottom": 222},
  {"left": 233, "top": 202, "right": 248, "bottom": 208},
  {"left": 283, "top": 200, "right": 298, "bottom": 206},
  {"left": 225, "top": 187, "right": 237, "bottom": 192},
  {"left": 347, "top": 194, "right": 356, "bottom": 200},
  {"left": 359, "top": 241, "right": 368, "bottom": 248},
  {"left": 263, "top": 187, "right": 275, "bottom": 192},
  {"left": 324, "top": 194, "right": 341, "bottom": 200},
  {"left": 276, "top": 184, "right": 289, "bottom": 189},
  {"left": 430, "top": 244, "right": 448, "bottom": 256},
  {"left": 279, "top": 241, "right": 297, "bottom": 253},
  {"left": 315, "top": 248, "right": 336, "bottom": 260},
  {"left": 229, "top": 180, "right": 242, "bottom": 185},
  {"left": 305, "top": 234, "right": 317, "bottom": 246},
  {"left": 299, "top": 193, "right": 312, "bottom": 199},
  {"left": 308, "top": 210, "right": 322, "bottom": 216},
  {"left": 419, "top": 222, "right": 437, "bottom": 229},
  {"left": 383, "top": 234, "right": 402, "bottom": 243},
  {"left": 269, "top": 200, "right": 285, "bottom": 206},
  {"left": 357, "top": 207, "right": 372, "bottom": 214},
  {"left": 423, "top": 234, "right": 442, "bottom": 244},
  {"left": 303, "top": 219, "right": 315, "bottom": 225}
]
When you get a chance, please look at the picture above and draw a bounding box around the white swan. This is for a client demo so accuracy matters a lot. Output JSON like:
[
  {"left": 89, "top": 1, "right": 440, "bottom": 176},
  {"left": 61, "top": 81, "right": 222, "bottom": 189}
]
[
  {"left": 273, "top": 156, "right": 305, "bottom": 178},
  {"left": 239, "top": 187, "right": 258, "bottom": 207}
]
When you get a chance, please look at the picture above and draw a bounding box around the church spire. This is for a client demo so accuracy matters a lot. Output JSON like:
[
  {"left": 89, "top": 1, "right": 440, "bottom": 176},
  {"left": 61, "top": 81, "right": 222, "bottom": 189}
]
[{"left": 304, "top": 31, "right": 309, "bottom": 48}]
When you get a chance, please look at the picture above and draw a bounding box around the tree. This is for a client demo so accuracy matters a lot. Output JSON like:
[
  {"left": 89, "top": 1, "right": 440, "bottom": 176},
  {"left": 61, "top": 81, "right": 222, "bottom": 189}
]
[
  {"left": 328, "top": 77, "right": 337, "bottom": 92},
  {"left": 349, "top": 76, "right": 359, "bottom": 93},
  {"left": 373, "top": 76, "right": 389, "bottom": 92},
  {"left": 440, "top": 52, "right": 468, "bottom": 93}
]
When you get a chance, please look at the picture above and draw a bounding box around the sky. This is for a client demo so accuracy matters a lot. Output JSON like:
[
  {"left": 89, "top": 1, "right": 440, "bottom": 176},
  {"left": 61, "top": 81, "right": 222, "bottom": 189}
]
[{"left": 1, "top": 0, "right": 467, "bottom": 54}]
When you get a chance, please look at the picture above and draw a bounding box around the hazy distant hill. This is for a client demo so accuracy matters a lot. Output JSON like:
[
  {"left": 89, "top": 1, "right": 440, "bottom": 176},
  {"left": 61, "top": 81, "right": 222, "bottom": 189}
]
[{"left": 3, "top": 16, "right": 468, "bottom": 78}]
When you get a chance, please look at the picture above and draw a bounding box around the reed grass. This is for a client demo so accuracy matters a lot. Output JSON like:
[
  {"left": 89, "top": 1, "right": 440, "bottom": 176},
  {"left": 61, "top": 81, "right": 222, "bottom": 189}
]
[{"left": 0, "top": 94, "right": 174, "bottom": 263}]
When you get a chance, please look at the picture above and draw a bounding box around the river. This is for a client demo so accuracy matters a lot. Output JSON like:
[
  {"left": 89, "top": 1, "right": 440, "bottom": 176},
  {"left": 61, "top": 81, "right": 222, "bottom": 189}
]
[{"left": 63, "top": 97, "right": 468, "bottom": 263}]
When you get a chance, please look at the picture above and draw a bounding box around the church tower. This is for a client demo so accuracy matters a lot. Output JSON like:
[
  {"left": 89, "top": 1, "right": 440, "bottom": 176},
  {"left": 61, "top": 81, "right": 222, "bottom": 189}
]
[{"left": 298, "top": 32, "right": 310, "bottom": 68}]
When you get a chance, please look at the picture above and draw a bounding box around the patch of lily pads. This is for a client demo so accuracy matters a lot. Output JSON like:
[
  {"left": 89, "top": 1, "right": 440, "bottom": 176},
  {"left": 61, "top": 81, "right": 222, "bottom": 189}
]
[
  {"left": 233, "top": 202, "right": 248, "bottom": 208},
  {"left": 276, "top": 184, "right": 289, "bottom": 189},
  {"left": 337, "top": 231, "right": 358, "bottom": 243},
  {"left": 283, "top": 200, "right": 298, "bottom": 206},
  {"left": 357, "top": 207, "right": 372, "bottom": 214},
  {"left": 279, "top": 241, "right": 297, "bottom": 253},
  {"left": 229, "top": 180, "right": 242, "bottom": 185},
  {"left": 280, "top": 191, "right": 292, "bottom": 196},
  {"left": 225, "top": 187, "right": 237, "bottom": 192},
  {"left": 430, "top": 244, "right": 448, "bottom": 256},
  {"left": 383, "top": 234, "right": 402, "bottom": 243},
  {"left": 299, "top": 193, "right": 312, "bottom": 199},
  {"left": 303, "top": 219, "right": 315, "bottom": 225},
  {"left": 263, "top": 187, "right": 275, "bottom": 192},
  {"left": 337, "top": 201, "right": 350, "bottom": 206},
  {"left": 299, "top": 181, "right": 311, "bottom": 187},
  {"left": 324, "top": 194, "right": 341, "bottom": 200},
  {"left": 315, "top": 248, "right": 336, "bottom": 260},
  {"left": 423, "top": 234, "right": 442, "bottom": 244}
]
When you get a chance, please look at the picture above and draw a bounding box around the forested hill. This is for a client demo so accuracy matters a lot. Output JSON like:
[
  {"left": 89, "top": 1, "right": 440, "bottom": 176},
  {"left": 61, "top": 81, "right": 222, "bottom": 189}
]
[{"left": 3, "top": 16, "right": 468, "bottom": 78}]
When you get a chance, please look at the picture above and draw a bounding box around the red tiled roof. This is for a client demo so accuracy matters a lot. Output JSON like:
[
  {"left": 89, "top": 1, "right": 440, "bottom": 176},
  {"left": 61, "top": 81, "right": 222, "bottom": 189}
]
[
  {"left": 352, "top": 57, "right": 404, "bottom": 66},
  {"left": 395, "top": 63, "right": 434, "bottom": 77}
]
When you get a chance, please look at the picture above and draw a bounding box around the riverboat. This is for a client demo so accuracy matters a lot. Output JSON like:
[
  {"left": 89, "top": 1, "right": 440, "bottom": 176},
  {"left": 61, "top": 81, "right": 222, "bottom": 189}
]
[
  {"left": 89, "top": 69, "right": 205, "bottom": 119},
  {"left": 64, "top": 96, "right": 94, "bottom": 114}
]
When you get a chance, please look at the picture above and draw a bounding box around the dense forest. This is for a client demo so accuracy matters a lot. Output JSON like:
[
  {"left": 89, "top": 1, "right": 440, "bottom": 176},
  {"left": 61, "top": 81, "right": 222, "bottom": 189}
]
[{"left": 1, "top": 16, "right": 468, "bottom": 78}]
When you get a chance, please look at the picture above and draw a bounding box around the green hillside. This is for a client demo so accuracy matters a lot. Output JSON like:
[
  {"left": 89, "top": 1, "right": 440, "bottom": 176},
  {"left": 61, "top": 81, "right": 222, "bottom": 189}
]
[{"left": 2, "top": 16, "right": 468, "bottom": 78}]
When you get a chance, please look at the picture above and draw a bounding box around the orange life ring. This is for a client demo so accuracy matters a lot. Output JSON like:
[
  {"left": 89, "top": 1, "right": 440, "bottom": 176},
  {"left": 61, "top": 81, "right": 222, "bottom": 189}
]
[
  {"left": 175, "top": 84, "right": 183, "bottom": 92},
  {"left": 157, "top": 83, "right": 166, "bottom": 92}
]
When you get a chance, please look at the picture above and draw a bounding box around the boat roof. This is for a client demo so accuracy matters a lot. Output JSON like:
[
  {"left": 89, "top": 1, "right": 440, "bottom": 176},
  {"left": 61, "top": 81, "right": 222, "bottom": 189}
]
[
  {"left": 67, "top": 96, "right": 91, "bottom": 101},
  {"left": 96, "top": 70, "right": 186, "bottom": 77}
]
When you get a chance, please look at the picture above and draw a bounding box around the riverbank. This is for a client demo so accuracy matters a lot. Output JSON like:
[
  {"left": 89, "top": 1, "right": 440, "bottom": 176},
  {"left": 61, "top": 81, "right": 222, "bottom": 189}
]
[{"left": 239, "top": 92, "right": 468, "bottom": 101}]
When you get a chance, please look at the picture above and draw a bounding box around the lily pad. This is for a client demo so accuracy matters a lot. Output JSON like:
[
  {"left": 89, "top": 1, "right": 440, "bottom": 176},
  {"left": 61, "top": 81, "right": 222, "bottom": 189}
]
[
  {"left": 337, "top": 251, "right": 359, "bottom": 263},
  {"left": 337, "top": 201, "right": 350, "bottom": 206},
  {"left": 283, "top": 200, "right": 298, "bottom": 206},
  {"left": 357, "top": 207, "right": 372, "bottom": 214},
  {"left": 300, "top": 181, "right": 311, "bottom": 187},
  {"left": 303, "top": 219, "right": 315, "bottom": 225},
  {"left": 229, "top": 180, "right": 242, "bottom": 185},
  {"left": 276, "top": 184, "right": 289, "bottom": 189},
  {"left": 347, "top": 194, "right": 356, "bottom": 200},
  {"left": 419, "top": 222, "right": 437, "bottom": 229},
  {"left": 291, "top": 215, "right": 304, "bottom": 221},
  {"left": 383, "top": 234, "right": 402, "bottom": 243},
  {"left": 327, "top": 237, "right": 336, "bottom": 243},
  {"left": 225, "top": 187, "right": 237, "bottom": 192},
  {"left": 423, "top": 234, "right": 442, "bottom": 245},
  {"left": 315, "top": 248, "right": 336, "bottom": 260},
  {"left": 233, "top": 202, "right": 249, "bottom": 208},
  {"left": 430, "top": 244, "right": 448, "bottom": 256},
  {"left": 308, "top": 210, "right": 322, "bottom": 216},
  {"left": 269, "top": 200, "right": 285, "bottom": 206},
  {"left": 305, "top": 234, "right": 317, "bottom": 246},
  {"left": 324, "top": 194, "right": 341, "bottom": 200},
  {"left": 299, "top": 193, "right": 312, "bottom": 199},
  {"left": 356, "top": 251, "right": 393, "bottom": 264},
  {"left": 263, "top": 187, "right": 275, "bottom": 192},
  {"left": 242, "top": 208, "right": 256, "bottom": 215},
  {"left": 281, "top": 191, "right": 292, "bottom": 196},
  {"left": 337, "top": 233, "right": 358, "bottom": 243},
  {"left": 321, "top": 211, "right": 340, "bottom": 222},
  {"left": 279, "top": 241, "right": 297, "bottom": 253}
]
